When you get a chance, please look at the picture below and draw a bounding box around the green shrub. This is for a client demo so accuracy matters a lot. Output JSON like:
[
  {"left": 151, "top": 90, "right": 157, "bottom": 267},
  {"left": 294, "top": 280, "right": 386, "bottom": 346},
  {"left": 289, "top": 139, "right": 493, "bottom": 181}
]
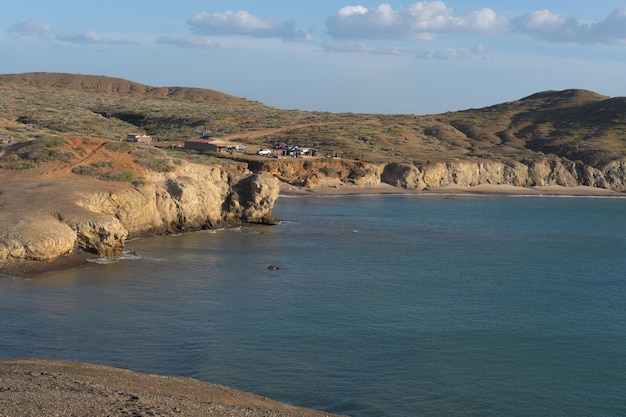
[
  {"left": 55, "top": 149, "right": 74, "bottom": 163},
  {"left": 91, "top": 160, "right": 114, "bottom": 168},
  {"left": 10, "top": 161, "right": 36, "bottom": 170},
  {"left": 27, "top": 148, "right": 73, "bottom": 162},
  {"left": 100, "top": 170, "right": 133, "bottom": 181},
  {"left": 42, "top": 137, "right": 65, "bottom": 147},
  {"left": 72, "top": 165, "right": 100, "bottom": 176}
]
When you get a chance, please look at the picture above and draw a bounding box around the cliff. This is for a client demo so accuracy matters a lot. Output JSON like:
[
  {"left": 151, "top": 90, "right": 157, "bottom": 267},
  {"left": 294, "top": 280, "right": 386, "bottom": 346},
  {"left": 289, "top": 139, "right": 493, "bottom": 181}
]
[
  {"left": 246, "top": 158, "right": 381, "bottom": 188},
  {"left": 246, "top": 155, "right": 626, "bottom": 193},
  {"left": 0, "top": 155, "right": 279, "bottom": 266},
  {"left": 1, "top": 136, "right": 623, "bottom": 269},
  {"left": 380, "top": 157, "right": 626, "bottom": 191},
  {"left": 77, "top": 164, "right": 280, "bottom": 239}
]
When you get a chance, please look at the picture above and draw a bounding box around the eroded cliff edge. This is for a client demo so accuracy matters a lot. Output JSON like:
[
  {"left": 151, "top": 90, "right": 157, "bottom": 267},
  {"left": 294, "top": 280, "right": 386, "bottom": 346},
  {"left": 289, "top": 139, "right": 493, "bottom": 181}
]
[
  {"left": 2, "top": 137, "right": 625, "bottom": 268},
  {"left": 246, "top": 156, "right": 626, "bottom": 193},
  {"left": 0, "top": 160, "right": 279, "bottom": 266},
  {"left": 380, "top": 157, "right": 626, "bottom": 191}
]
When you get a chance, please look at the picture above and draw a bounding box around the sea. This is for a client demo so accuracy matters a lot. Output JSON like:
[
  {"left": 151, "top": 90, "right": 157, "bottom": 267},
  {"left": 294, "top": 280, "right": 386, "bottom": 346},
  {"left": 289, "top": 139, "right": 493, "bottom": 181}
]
[{"left": 1, "top": 193, "right": 626, "bottom": 417}]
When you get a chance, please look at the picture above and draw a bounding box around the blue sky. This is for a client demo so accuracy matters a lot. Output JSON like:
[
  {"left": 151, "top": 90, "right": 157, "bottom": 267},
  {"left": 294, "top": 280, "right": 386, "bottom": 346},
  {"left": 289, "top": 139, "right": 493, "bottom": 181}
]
[{"left": 3, "top": 1, "right": 626, "bottom": 114}]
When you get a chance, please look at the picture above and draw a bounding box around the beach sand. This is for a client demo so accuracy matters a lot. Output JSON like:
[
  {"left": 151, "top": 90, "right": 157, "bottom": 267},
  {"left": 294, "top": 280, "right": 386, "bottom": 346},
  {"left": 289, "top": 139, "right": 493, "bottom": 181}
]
[
  {"left": 279, "top": 182, "right": 624, "bottom": 197},
  {"left": 0, "top": 358, "right": 344, "bottom": 417}
]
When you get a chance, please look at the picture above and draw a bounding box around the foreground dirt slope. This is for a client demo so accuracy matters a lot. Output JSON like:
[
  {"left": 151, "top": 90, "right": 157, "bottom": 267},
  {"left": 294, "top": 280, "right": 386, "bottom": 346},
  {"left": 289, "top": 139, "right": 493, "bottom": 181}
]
[{"left": 0, "top": 358, "right": 344, "bottom": 417}]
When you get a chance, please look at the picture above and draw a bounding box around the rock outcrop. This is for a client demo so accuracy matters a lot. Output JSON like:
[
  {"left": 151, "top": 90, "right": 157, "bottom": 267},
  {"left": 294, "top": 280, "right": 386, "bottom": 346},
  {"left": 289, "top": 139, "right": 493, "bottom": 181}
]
[
  {"left": 246, "top": 158, "right": 381, "bottom": 188},
  {"left": 247, "top": 155, "right": 626, "bottom": 193},
  {"left": 381, "top": 157, "right": 624, "bottom": 191},
  {"left": 3, "top": 149, "right": 625, "bottom": 268},
  {"left": 0, "top": 161, "right": 279, "bottom": 265}
]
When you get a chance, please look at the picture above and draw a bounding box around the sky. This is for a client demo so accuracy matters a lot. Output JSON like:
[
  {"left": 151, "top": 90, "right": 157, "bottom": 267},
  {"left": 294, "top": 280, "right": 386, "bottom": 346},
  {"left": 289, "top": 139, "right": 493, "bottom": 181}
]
[{"left": 2, "top": 1, "right": 626, "bottom": 114}]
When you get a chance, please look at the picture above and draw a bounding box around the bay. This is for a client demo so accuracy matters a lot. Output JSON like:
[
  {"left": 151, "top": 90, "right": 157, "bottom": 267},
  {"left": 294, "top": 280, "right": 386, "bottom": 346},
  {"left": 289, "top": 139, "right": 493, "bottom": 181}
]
[{"left": 1, "top": 194, "right": 626, "bottom": 417}]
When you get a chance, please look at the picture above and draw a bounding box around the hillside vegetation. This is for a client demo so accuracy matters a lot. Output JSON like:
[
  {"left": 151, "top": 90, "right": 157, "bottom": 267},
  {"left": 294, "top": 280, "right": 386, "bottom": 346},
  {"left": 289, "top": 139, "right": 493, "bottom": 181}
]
[{"left": 1, "top": 72, "right": 626, "bottom": 169}]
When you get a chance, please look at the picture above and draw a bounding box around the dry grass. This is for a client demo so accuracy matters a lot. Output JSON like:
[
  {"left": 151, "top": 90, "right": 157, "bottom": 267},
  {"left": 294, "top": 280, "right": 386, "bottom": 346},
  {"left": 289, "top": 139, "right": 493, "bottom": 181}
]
[{"left": 2, "top": 73, "right": 626, "bottom": 168}]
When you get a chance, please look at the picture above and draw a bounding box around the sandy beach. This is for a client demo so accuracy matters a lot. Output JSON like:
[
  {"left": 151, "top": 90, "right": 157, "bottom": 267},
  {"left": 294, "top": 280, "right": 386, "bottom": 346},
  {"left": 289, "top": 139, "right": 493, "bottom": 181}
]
[
  {"left": 0, "top": 358, "right": 344, "bottom": 417},
  {"left": 279, "top": 182, "right": 625, "bottom": 197}
]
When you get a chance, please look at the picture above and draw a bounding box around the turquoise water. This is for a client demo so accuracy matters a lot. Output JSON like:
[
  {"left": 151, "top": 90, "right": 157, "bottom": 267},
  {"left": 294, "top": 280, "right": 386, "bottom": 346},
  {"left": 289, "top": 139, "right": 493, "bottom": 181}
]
[{"left": 1, "top": 194, "right": 626, "bottom": 416}]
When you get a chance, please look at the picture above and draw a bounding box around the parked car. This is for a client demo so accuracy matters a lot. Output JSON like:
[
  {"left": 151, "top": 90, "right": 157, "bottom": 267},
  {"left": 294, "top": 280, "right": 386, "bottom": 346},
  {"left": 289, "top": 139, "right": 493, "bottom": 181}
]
[{"left": 256, "top": 148, "right": 272, "bottom": 156}]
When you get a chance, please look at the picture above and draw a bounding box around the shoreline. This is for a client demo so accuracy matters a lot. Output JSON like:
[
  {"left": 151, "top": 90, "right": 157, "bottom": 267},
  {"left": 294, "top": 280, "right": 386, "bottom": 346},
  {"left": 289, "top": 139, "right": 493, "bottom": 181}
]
[
  {"left": 0, "top": 358, "right": 344, "bottom": 417},
  {"left": 0, "top": 250, "right": 94, "bottom": 279},
  {"left": 279, "top": 182, "right": 625, "bottom": 197},
  {"left": 1, "top": 183, "right": 623, "bottom": 279}
]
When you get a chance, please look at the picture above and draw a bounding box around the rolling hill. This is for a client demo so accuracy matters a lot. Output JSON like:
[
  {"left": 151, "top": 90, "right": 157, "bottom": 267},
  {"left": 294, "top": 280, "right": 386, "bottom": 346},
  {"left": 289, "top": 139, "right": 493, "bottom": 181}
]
[{"left": 1, "top": 72, "right": 626, "bottom": 169}]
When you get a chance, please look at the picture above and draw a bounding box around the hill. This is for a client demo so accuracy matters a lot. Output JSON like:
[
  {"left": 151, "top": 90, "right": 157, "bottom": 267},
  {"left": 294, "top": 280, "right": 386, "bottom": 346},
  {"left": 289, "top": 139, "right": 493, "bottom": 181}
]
[
  {"left": 0, "top": 72, "right": 250, "bottom": 104},
  {"left": 2, "top": 72, "right": 626, "bottom": 169}
]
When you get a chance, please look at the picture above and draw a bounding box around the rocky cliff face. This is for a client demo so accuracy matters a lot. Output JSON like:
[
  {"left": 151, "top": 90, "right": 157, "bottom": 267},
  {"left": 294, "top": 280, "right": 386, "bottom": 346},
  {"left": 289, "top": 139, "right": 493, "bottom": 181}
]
[
  {"left": 246, "top": 158, "right": 381, "bottom": 188},
  {"left": 3, "top": 152, "right": 624, "bottom": 267},
  {"left": 0, "top": 161, "right": 279, "bottom": 265},
  {"left": 77, "top": 164, "right": 279, "bottom": 237},
  {"left": 247, "top": 155, "right": 626, "bottom": 193},
  {"left": 380, "top": 157, "right": 624, "bottom": 191}
]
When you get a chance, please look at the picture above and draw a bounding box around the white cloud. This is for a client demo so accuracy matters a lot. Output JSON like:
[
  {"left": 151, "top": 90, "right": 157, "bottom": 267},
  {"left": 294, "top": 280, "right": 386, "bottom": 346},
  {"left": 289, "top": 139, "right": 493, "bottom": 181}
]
[
  {"left": 592, "top": 8, "right": 626, "bottom": 44},
  {"left": 156, "top": 35, "right": 218, "bottom": 49},
  {"left": 460, "top": 8, "right": 506, "bottom": 35},
  {"left": 337, "top": 6, "right": 369, "bottom": 18},
  {"left": 512, "top": 10, "right": 581, "bottom": 43},
  {"left": 326, "top": 1, "right": 506, "bottom": 40},
  {"left": 8, "top": 19, "right": 51, "bottom": 39},
  {"left": 188, "top": 10, "right": 313, "bottom": 42},
  {"left": 55, "top": 31, "right": 134, "bottom": 45},
  {"left": 512, "top": 8, "right": 626, "bottom": 45}
]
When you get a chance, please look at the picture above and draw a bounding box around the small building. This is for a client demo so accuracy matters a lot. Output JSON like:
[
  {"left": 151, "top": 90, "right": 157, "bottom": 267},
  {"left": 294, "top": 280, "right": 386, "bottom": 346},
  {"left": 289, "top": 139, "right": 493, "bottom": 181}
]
[
  {"left": 183, "top": 138, "right": 246, "bottom": 154},
  {"left": 126, "top": 134, "right": 152, "bottom": 143}
]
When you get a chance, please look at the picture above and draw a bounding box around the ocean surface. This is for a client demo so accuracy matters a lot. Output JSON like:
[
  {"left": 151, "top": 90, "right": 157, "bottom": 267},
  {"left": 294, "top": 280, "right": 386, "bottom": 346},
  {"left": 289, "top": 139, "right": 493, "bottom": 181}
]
[{"left": 1, "top": 193, "right": 626, "bottom": 417}]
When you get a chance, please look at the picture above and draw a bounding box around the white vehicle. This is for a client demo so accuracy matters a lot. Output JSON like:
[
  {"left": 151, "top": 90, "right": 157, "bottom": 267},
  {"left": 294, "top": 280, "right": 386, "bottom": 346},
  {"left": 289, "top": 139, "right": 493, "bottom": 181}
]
[{"left": 256, "top": 148, "right": 272, "bottom": 156}]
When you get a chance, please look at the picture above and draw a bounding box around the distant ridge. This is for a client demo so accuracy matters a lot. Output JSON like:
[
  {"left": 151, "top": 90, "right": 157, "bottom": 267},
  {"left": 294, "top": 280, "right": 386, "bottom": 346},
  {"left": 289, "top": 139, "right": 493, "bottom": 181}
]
[
  {"left": 520, "top": 89, "right": 608, "bottom": 102},
  {"left": 2, "top": 71, "right": 626, "bottom": 169},
  {"left": 516, "top": 89, "right": 609, "bottom": 109},
  {"left": 0, "top": 72, "right": 251, "bottom": 104}
]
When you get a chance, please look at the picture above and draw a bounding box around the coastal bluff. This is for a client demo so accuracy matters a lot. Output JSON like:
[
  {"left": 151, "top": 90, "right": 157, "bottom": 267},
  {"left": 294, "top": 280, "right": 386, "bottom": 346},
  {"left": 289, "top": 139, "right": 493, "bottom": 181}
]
[
  {"left": 246, "top": 156, "right": 626, "bottom": 192},
  {"left": 0, "top": 138, "right": 279, "bottom": 267},
  {"left": 380, "top": 157, "right": 626, "bottom": 191}
]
